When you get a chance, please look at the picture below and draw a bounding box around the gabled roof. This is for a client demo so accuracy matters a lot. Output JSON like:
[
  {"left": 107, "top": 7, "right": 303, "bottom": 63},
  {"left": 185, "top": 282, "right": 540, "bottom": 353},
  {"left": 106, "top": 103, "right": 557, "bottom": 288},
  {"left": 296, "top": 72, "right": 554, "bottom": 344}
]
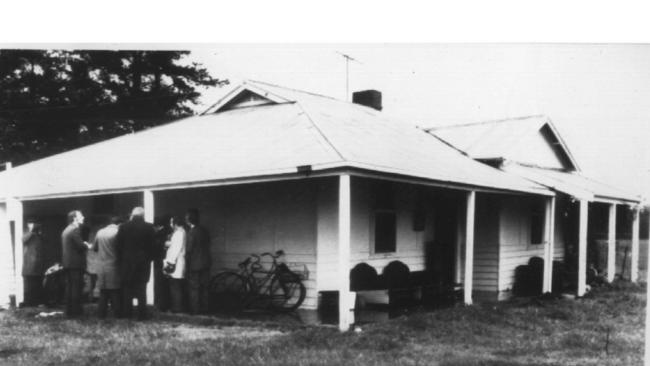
[
  {"left": 426, "top": 115, "right": 641, "bottom": 204},
  {"left": 427, "top": 115, "right": 580, "bottom": 171},
  {"left": 201, "top": 82, "right": 294, "bottom": 113},
  {"left": 0, "top": 81, "right": 552, "bottom": 200}
]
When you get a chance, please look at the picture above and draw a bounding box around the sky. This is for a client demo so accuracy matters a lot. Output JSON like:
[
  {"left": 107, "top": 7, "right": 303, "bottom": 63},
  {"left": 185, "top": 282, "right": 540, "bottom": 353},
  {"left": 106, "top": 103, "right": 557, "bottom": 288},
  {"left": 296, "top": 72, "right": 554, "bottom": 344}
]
[{"left": 186, "top": 44, "right": 650, "bottom": 200}]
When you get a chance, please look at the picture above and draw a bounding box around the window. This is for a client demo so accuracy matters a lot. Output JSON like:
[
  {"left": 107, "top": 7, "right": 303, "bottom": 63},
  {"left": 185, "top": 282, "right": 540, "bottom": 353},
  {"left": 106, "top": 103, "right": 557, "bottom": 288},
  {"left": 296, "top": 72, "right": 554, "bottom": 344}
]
[
  {"left": 372, "top": 181, "right": 397, "bottom": 253},
  {"left": 530, "top": 202, "right": 544, "bottom": 244},
  {"left": 374, "top": 210, "right": 397, "bottom": 253}
]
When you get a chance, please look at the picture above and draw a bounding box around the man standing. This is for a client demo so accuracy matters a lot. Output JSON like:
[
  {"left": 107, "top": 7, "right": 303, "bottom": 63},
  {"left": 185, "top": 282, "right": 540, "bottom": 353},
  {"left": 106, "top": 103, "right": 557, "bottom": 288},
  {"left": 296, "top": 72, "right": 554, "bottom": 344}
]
[
  {"left": 92, "top": 216, "right": 123, "bottom": 318},
  {"left": 61, "top": 210, "right": 92, "bottom": 317},
  {"left": 185, "top": 208, "right": 211, "bottom": 314},
  {"left": 22, "top": 219, "right": 45, "bottom": 307},
  {"left": 116, "top": 207, "right": 155, "bottom": 320},
  {"left": 153, "top": 215, "right": 172, "bottom": 312}
]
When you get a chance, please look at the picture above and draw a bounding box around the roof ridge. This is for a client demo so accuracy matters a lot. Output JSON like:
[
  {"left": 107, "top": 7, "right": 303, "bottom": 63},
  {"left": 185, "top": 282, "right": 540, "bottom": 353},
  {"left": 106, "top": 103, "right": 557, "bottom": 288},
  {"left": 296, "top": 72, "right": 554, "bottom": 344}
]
[
  {"left": 426, "top": 114, "right": 548, "bottom": 131},
  {"left": 245, "top": 79, "right": 343, "bottom": 103},
  {"left": 294, "top": 102, "right": 346, "bottom": 162},
  {"left": 420, "top": 127, "right": 471, "bottom": 157}
]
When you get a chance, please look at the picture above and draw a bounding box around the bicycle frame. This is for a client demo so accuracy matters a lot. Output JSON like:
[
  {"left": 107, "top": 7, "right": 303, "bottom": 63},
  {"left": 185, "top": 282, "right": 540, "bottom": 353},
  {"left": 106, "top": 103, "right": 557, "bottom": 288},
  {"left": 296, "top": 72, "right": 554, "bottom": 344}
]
[
  {"left": 238, "top": 252, "right": 280, "bottom": 301},
  {"left": 210, "top": 249, "right": 306, "bottom": 312}
]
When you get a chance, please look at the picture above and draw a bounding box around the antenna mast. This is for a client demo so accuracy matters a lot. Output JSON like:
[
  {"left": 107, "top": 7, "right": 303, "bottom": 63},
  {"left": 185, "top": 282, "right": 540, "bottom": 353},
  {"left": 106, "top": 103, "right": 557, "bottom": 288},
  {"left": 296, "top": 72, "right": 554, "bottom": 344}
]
[{"left": 336, "top": 52, "right": 361, "bottom": 101}]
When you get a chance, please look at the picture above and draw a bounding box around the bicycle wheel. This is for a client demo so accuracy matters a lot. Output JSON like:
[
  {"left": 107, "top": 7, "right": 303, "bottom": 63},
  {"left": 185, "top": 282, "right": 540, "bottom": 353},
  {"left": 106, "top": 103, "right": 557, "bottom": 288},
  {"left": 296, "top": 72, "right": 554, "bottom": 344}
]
[
  {"left": 269, "top": 272, "right": 306, "bottom": 311},
  {"left": 209, "top": 271, "right": 249, "bottom": 314}
]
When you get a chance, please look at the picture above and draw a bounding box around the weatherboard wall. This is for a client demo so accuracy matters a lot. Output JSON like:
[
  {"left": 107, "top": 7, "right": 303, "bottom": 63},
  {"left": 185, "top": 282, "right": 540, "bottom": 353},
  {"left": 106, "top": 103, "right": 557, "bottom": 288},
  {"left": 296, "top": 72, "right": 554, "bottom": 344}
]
[
  {"left": 316, "top": 177, "right": 431, "bottom": 293},
  {"left": 155, "top": 180, "right": 319, "bottom": 309},
  {"left": 497, "top": 195, "right": 566, "bottom": 293}
]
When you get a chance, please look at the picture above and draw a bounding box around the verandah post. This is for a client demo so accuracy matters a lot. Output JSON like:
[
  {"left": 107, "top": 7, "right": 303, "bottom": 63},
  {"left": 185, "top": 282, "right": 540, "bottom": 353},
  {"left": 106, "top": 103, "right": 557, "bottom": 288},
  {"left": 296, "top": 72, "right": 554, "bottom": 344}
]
[
  {"left": 542, "top": 196, "right": 555, "bottom": 293},
  {"left": 8, "top": 198, "right": 23, "bottom": 306},
  {"left": 143, "top": 189, "right": 155, "bottom": 305},
  {"left": 607, "top": 204, "right": 617, "bottom": 283},
  {"left": 577, "top": 199, "right": 588, "bottom": 297},
  {"left": 338, "top": 174, "right": 352, "bottom": 331},
  {"left": 644, "top": 210, "right": 650, "bottom": 366},
  {"left": 631, "top": 207, "right": 640, "bottom": 282},
  {"left": 464, "top": 190, "right": 475, "bottom": 305}
]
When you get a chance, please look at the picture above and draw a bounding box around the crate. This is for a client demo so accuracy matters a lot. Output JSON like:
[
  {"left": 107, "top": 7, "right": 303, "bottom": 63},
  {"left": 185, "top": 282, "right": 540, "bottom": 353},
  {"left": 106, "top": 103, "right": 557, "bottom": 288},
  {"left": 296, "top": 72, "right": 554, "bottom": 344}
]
[{"left": 285, "top": 262, "right": 309, "bottom": 281}]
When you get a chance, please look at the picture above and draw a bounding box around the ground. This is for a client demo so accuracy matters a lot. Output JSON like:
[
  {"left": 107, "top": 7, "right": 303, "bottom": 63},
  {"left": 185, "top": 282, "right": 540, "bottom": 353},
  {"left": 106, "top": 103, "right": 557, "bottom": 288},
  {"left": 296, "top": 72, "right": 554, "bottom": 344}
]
[{"left": 0, "top": 281, "right": 645, "bottom": 366}]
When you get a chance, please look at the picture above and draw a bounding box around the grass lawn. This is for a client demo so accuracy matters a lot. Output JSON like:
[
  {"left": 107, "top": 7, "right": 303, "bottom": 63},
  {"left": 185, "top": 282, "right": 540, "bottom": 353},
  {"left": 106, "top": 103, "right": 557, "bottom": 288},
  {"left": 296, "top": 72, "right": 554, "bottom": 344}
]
[{"left": 0, "top": 281, "right": 645, "bottom": 366}]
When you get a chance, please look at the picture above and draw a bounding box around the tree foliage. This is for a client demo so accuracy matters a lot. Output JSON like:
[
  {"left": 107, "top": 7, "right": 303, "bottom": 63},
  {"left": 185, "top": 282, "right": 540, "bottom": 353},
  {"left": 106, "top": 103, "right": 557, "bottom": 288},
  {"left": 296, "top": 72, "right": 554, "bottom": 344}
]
[{"left": 0, "top": 49, "right": 227, "bottom": 165}]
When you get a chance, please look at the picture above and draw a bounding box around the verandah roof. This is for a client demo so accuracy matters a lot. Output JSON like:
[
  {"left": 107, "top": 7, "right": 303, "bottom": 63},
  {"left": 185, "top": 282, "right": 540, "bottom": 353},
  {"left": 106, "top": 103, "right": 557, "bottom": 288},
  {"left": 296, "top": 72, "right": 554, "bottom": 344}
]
[
  {"left": 502, "top": 163, "right": 641, "bottom": 204},
  {"left": 0, "top": 81, "right": 552, "bottom": 200}
]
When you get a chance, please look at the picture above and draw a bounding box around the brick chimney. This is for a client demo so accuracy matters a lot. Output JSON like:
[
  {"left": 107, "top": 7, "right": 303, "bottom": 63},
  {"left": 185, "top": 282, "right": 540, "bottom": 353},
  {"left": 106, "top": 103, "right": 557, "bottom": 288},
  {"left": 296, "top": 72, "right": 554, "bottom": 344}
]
[{"left": 352, "top": 90, "right": 382, "bottom": 111}]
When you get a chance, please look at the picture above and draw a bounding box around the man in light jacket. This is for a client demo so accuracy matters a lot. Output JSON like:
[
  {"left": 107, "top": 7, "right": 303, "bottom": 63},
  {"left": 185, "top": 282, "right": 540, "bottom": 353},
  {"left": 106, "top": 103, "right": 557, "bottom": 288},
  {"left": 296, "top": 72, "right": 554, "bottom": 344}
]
[{"left": 164, "top": 215, "right": 186, "bottom": 313}]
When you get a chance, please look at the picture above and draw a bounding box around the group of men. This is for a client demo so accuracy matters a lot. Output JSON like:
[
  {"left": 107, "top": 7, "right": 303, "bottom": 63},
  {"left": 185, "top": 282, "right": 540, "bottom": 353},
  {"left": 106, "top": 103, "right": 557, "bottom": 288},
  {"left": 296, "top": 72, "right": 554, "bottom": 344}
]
[{"left": 59, "top": 207, "right": 211, "bottom": 319}]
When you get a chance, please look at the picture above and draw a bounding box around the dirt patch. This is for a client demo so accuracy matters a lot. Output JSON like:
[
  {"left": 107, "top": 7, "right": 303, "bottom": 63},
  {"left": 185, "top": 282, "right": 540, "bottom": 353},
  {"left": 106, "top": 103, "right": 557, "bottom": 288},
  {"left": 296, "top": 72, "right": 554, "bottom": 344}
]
[{"left": 173, "top": 324, "right": 283, "bottom": 341}]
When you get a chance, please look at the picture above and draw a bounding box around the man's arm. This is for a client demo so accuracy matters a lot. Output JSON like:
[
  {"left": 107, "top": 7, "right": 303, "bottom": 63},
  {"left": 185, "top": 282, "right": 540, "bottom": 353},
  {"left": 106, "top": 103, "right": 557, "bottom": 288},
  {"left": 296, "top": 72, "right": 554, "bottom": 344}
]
[
  {"left": 71, "top": 228, "right": 89, "bottom": 251},
  {"left": 22, "top": 231, "right": 34, "bottom": 244},
  {"left": 147, "top": 225, "right": 156, "bottom": 261},
  {"left": 91, "top": 234, "right": 99, "bottom": 252},
  {"left": 186, "top": 228, "right": 195, "bottom": 255}
]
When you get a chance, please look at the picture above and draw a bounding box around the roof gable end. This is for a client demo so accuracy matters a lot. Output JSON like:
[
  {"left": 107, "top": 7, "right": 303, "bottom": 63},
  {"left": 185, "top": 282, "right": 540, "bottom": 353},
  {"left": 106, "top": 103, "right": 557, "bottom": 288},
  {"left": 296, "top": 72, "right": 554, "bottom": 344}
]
[
  {"left": 428, "top": 115, "right": 581, "bottom": 172},
  {"left": 201, "top": 82, "right": 294, "bottom": 114}
]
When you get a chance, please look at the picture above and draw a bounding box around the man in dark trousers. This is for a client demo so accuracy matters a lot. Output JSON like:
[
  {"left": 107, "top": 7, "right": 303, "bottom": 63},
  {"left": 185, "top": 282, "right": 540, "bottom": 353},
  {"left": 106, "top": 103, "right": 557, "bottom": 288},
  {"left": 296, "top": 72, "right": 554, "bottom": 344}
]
[
  {"left": 116, "top": 207, "right": 155, "bottom": 320},
  {"left": 152, "top": 215, "right": 171, "bottom": 312},
  {"left": 185, "top": 208, "right": 211, "bottom": 314},
  {"left": 61, "top": 210, "right": 92, "bottom": 317},
  {"left": 22, "top": 219, "right": 45, "bottom": 307}
]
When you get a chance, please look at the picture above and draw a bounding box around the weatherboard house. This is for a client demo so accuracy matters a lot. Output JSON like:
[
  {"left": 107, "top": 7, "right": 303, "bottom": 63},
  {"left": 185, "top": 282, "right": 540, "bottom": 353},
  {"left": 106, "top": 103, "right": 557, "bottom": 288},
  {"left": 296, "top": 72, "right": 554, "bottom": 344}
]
[{"left": 0, "top": 81, "right": 643, "bottom": 330}]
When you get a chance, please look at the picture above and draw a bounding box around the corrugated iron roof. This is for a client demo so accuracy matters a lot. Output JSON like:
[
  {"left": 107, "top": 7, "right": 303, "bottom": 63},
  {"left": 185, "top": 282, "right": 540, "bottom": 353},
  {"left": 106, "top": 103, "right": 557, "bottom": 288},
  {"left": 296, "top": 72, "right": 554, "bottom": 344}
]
[
  {"left": 427, "top": 115, "right": 580, "bottom": 171},
  {"left": 426, "top": 113, "right": 641, "bottom": 204},
  {"left": 502, "top": 163, "right": 642, "bottom": 204},
  {"left": 0, "top": 81, "right": 553, "bottom": 200}
]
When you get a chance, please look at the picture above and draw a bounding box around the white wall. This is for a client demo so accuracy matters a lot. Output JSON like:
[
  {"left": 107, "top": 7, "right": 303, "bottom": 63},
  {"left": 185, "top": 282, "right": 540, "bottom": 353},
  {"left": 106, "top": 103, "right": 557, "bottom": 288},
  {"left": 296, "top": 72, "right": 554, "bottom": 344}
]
[
  {"left": 496, "top": 195, "right": 569, "bottom": 292},
  {"left": 156, "top": 180, "right": 319, "bottom": 309},
  {"left": 317, "top": 177, "right": 432, "bottom": 295},
  {"left": 472, "top": 195, "right": 500, "bottom": 293}
]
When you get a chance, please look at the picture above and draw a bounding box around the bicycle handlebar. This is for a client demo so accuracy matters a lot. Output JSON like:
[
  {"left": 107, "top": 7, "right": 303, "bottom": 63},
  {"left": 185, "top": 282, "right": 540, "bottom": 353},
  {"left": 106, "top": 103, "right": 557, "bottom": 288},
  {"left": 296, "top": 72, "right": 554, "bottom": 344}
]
[{"left": 238, "top": 250, "right": 285, "bottom": 269}]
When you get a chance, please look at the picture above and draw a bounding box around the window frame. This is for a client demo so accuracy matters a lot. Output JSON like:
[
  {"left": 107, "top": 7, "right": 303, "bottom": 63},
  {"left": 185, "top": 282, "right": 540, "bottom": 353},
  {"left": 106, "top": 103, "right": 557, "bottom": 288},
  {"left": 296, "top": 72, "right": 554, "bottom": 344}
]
[{"left": 372, "top": 208, "right": 397, "bottom": 254}]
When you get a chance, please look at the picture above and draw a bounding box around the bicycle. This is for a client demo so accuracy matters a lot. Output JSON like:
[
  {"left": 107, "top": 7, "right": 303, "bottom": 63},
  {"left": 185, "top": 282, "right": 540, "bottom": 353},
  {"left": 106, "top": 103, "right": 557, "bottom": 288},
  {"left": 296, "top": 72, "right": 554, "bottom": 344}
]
[{"left": 209, "top": 250, "right": 307, "bottom": 313}]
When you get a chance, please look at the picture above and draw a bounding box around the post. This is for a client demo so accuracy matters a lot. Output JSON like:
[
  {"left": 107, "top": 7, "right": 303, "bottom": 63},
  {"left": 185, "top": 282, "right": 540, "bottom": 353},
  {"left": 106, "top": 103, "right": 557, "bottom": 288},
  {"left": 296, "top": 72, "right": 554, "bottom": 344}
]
[
  {"left": 631, "top": 207, "right": 640, "bottom": 282},
  {"left": 143, "top": 190, "right": 155, "bottom": 305},
  {"left": 464, "top": 191, "right": 475, "bottom": 305},
  {"left": 644, "top": 210, "right": 650, "bottom": 366},
  {"left": 338, "top": 174, "right": 352, "bottom": 331},
  {"left": 577, "top": 199, "right": 588, "bottom": 297},
  {"left": 8, "top": 198, "right": 24, "bottom": 306},
  {"left": 542, "top": 196, "right": 555, "bottom": 293},
  {"left": 454, "top": 206, "right": 464, "bottom": 284},
  {"left": 607, "top": 204, "right": 617, "bottom": 283}
]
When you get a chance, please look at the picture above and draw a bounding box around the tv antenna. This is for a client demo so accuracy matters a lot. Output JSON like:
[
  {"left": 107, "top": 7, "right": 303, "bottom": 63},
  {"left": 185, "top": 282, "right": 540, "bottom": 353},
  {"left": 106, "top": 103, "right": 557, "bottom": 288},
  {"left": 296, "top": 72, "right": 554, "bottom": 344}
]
[{"left": 336, "top": 51, "right": 362, "bottom": 101}]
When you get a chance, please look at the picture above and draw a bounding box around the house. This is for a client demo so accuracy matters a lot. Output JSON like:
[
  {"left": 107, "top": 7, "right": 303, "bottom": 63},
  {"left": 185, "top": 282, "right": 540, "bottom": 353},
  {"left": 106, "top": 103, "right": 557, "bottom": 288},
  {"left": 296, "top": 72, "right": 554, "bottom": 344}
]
[
  {"left": 0, "top": 81, "right": 642, "bottom": 331},
  {"left": 427, "top": 115, "right": 645, "bottom": 297}
]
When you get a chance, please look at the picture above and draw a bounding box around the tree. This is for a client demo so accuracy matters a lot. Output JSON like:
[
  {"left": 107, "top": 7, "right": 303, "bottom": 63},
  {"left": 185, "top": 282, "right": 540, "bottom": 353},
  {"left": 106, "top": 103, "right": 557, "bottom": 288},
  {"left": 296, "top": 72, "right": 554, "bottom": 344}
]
[{"left": 0, "top": 49, "right": 227, "bottom": 165}]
